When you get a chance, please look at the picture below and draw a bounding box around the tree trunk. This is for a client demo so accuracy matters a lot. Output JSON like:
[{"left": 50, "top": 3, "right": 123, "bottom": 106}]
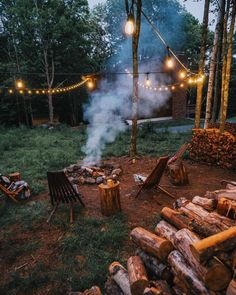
[
  {"left": 109, "top": 262, "right": 132, "bottom": 295},
  {"left": 190, "top": 226, "right": 236, "bottom": 263},
  {"left": 130, "top": 227, "right": 173, "bottom": 261},
  {"left": 204, "top": 0, "right": 225, "bottom": 128},
  {"left": 130, "top": 0, "right": 142, "bottom": 159},
  {"left": 220, "top": 0, "right": 236, "bottom": 133},
  {"left": 192, "top": 196, "right": 217, "bottom": 211},
  {"left": 174, "top": 228, "right": 231, "bottom": 291},
  {"left": 195, "top": 0, "right": 210, "bottom": 128},
  {"left": 135, "top": 249, "right": 172, "bottom": 281},
  {"left": 168, "top": 251, "right": 210, "bottom": 295},
  {"left": 127, "top": 256, "right": 149, "bottom": 295},
  {"left": 211, "top": 0, "right": 226, "bottom": 122}
]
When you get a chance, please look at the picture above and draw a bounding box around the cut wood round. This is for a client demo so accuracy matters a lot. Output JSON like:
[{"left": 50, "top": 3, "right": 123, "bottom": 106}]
[
  {"left": 174, "top": 228, "right": 232, "bottom": 291},
  {"left": 226, "top": 278, "right": 236, "bottom": 295},
  {"left": 127, "top": 256, "right": 149, "bottom": 295},
  {"left": 109, "top": 262, "right": 131, "bottom": 295},
  {"left": 192, "top": 196, "right": 217, "bottom": 211},
  {"left": 217, "top": 197, "right": 236, "bottom": 219},
  {"left": 130, "top": 227, "right": 173, "bottom": 261},
  {"left": 98, "top": 182, "right": 121, "bottom": 216},
  {"left": 167, "top": 162, "right": 189, "bottom": 186},
  {"left": 168, "top": 251, "right": 210, "bottom": 295},
  {"left": 154, "top": 220, "right": 178, "bottom": 245},
  {"left": 190, "top": 226, "right": 236, "bottom": 263},
  {"left": 135, "top": 249, "right": 172, "bottom": 281}
]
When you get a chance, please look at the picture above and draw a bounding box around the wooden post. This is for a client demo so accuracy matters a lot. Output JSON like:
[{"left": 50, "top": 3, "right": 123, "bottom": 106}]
[{"left": 98, "top": 181, "right": 121, "bottom": 216}]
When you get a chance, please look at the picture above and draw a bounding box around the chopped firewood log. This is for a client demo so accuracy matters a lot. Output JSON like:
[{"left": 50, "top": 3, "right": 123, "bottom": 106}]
[
  {"left": 190, "top": 226, "right": 236, "bottom": 263},
  {"left": 104, "top": 277, "right": 124, "bottom": 295},
  {"left": 192, "top": 196, "right": 217, "bottom": 211},
  {"left": 135, "top": 249, "right": 172, "bottom": 281},
  {"left": 167, "top": 161, "right": 189, "bottom": 186},
  {"left": 174, "top": 228, "right": 231, "bottom": 291},
  {"left": 172, "top": 276, "right": 189, "bottom": 294},
  {"left": 155, "top": 220, "right": 178, "bottom": 245},
  {"left": 168, "top": 250, "right": 211, "bottom": 295},
  {"left": 130, "top": 227, "right": 173, "bottom": 261},
  {"left": 232, "top": 250, "right": 236, "bottom": 269},
  {"left": 70, "top": 286, "right": 102, "bottom": 295},
  {"left": 109, "top": 262, "right": 132, "bottom": 295},
  {"left": 205, "top": 190, "right": 236, "bottom": 202},
  {"left": 217, "top": 197, "right": 236, "bottom": 219},
  {"left": 161, "top": 207, "right": 218, "bottom": 237},
  {"left": 143, "top": 281, "right": 172, "bottom": 295},
  {"left": 226, "top": 277, "right": 236, "bottom": 295},
  {"left": 127, "top": 256, "right": 149, "bottom": 295},
  {"left": 172, "top": 285, "right": 187, "bottom": 295}
]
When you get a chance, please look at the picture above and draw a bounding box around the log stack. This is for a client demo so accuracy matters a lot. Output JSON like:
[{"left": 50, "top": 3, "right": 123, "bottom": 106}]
[
  {"left": 189, "top": 128, "right": 236, "bottom": 169},
  {"left": 75, "top": 182, "right": 236, "bottom": 294}
]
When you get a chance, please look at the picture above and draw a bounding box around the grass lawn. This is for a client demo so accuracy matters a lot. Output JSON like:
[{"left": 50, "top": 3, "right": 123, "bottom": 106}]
[{"left": 0, "top": 123, "right": 191, "bottom": 293}]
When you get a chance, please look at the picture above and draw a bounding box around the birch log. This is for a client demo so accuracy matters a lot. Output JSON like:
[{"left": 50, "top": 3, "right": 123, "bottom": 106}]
[{"left": 109, "top": 262, "right": 132, "bottom": 295}]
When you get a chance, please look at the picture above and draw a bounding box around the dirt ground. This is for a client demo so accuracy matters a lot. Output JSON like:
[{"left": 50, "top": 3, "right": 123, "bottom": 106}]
[
  {"left": 78, "top": 156, "right": 236, "bottom": 226},
  {"left": 1, "top": 157, "right": 236, "bottom": 294}
]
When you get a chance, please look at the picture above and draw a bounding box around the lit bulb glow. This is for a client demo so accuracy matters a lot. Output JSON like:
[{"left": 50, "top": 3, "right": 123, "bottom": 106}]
[
  {"left": 16, "top": 80, "right": 24, "bottom": 89},
  {"left": 145, "top": 79, "right": 151, "bottom": 87},
  {"left": 166, "top": 58, "right": 174, "bottom": 69},
  {"left": 179, "top": 71, "right": 186, "bottom": 79},
  {"left": 125, "top": 20, "right": 134, "bottom": 35},
  {"left": 87, "top": 80, "right": 94, "bottom": 90}
]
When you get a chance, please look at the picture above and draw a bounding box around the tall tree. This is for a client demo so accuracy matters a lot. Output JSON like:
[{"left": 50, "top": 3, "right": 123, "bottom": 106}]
[
  {"left": 195, "top": 0, "right": 210, "bottom": 128},
  {"left": 220, "top": 0, "right": 236, "bottom": 132},
  {"left": 204, "top": 0, "right": 225, "bottom": 128}
]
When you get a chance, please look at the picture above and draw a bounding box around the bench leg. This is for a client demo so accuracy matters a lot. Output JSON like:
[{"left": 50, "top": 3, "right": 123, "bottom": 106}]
[
  {"left": 47, "top": 202, "right": 59, "bottom": 223},
  {"left": 157, "top": 185, "right": 176, "bottom": 199},
  {"left": 70, "top": 202, "right": 74, "bottom": 224}
]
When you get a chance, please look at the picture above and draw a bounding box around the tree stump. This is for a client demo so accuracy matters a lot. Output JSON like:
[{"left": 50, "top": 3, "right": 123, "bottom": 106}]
[
  {"left": 99, "top": 181, "right": 121, "bottom": 216},
  {"left": 167, "top": 162, "right": 189, "bottom": 186}
]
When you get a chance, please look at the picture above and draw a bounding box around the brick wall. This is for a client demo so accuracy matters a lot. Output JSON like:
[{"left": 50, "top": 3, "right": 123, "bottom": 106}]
[{"left": 172, "top": 87, "right": 187, "bottom": 119}]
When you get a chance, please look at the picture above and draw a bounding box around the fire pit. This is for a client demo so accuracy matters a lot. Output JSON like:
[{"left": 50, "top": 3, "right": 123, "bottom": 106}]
[{"left": 64, "top": 162, "right": 123, "bottom": 186}]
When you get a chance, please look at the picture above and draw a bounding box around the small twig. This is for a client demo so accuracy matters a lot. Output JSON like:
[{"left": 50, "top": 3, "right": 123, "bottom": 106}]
[{"left": 15, "top": 262, "right": 28, "bottom": 271}]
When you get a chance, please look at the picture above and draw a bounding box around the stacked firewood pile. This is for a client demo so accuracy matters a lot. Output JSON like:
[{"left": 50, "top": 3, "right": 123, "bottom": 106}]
[
  {"left": 64, "top": 163, "right": 122, "bottom": 185},
  {"left": 208, "top": 122, "right": 236, "bottom": 137},
  {"left": 189, "top": 128, "right": 236, "bottom": 169},
  {"left": 101, "top": 181, "right": 236, "bottom": 295}
]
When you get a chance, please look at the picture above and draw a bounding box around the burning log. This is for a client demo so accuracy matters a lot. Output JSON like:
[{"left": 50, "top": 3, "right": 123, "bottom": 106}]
[
  {"left": 109, "top": 262, "right": 132, "bottom": 295},
  {"left": 135, "top": 249, "right": 172, "bottom": 281},
  {"left": 127, "top": 256, "right": 149, "bottom": 295},
  {"left": 99, "top": 181, "right": 121, "bottom": 216},
  {"left": 130, "top": 227, "right": 173, "bottom": 261},
  {"left": 192, "top": 196, "right": 217, "bottom": 211},
  {"left": 190, "top": 226, "right": 236, "bottom": 263},
  {"left": 168, "top": 250, "right": 211, "bottom": 295},
  {"left": 217, "top": 197, "right": 236, "bottom": 219}
]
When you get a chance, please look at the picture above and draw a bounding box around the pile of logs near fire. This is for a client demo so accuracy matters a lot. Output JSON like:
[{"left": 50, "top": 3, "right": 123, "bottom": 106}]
[
  {"left": 189, "top": 128, "right": 236, "bottom": 169},
  {"left": 71, "top": 181, "right": 236, "bottom": 295},
  {"left": 64, "top": 163, "right": 122, "bottom": 185}
]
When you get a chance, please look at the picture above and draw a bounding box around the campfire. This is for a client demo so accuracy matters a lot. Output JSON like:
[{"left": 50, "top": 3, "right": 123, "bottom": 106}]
[{"left": 64, "top": 162, "right": 123, "bottom": 185}]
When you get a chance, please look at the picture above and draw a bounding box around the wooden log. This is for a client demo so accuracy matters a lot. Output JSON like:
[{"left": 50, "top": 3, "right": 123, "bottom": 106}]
[
  {"left": 226, "top": 278, "right": 236, "bottom": 295},
  {"left": 104, "top": 277, "right": 124, "bottom": 295},
  {"left": 192, "top": 196, "right": 217, "bottom": 211},
  {"left": 144, "top": 281, "right": 172, "bottom": 295},
  {"left": 109, "top": 262, "right": 132, "bottom": 295},
  {"left": 217, "top": 197, "right": 236, "bottom": 219},
  {"left": 172, "top": 285, "right": 187, "bottom": 295},
  {"left": 154, "top": 220, "right": 178, "bottom": 245},
  {"left": 127, "top": 256, "right": 149, "bottom": 295},
  {"left": 167, "top": 161, "right": 189, "bottom": 186},
  {"left": 172, "top": 276, "right": 189, "bottom": 294},
  {"left": 190, "top": 226, "right": 236, "bottom": 263},
  {"left": 130, "top": 227, "right": 173, "bottom": 261},
  {"left": 205, "top": 190, "right": 236, "bottom": 202},
  {"left": 70, "top": 286, "right": 102, "bottom": 295},
  {"left": 174, "top": 228, "right": 232, "bottom": 291},
  {"left": 98, "top": 182, "right": 121, "bottom": 216},
  {"left": 135, "top": 249, "right": 172, "bottom": 281},
  {"left": 161, "top": 207, "right": 217, "bottom": 237},
  {"left": 168, "top": 250, "right": 211, "bottom": 295}
]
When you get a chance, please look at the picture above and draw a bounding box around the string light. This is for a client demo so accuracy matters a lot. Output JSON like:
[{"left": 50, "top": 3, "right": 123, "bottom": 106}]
[
  {"left": 87, "top": 79, "right": 95, "bottom": 90},
  {"left": 16, "top": 80, "right": 24, "bottom": 89},
  {"left": 179, "top": 71, "right": 186, "bottom": 79},
  {"left": 166, "top": 57, "right": 174, "bottom": 69},
  {"left": 125, "top": 13, "right": 135, "bottom": 35},
  {"left": 8, "top": 89, "right": 13, "bottom": 94},
  {"left": 145, "top": 73, "right": 151, "bottom": 86}
]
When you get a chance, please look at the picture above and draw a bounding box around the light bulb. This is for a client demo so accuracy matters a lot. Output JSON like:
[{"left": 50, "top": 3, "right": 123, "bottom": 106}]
[
  {"left": 125, "top": 17, "right": 134, "bottom": 35},
  {"left": 145, "top": 79, "right": 151, "bottom": 87},
  {"left": 179, "top": 71, "right": 186, "bottom": 79},
  {"left": 166, "top": 57, "right": 174, "bottom": 69},
  {"left": 16, "top": 80, "right": 24, "bottom": 89},
  {"left": 87, "top": 80, "right": 94, "bottom": 90}
]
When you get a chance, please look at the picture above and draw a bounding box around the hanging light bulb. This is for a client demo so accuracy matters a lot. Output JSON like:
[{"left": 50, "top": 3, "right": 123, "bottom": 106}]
[
  {"left": 179, "top": 71, "right": 186, "bottom": 79},
  {"left": 166, "top": 57, "right": 174, "bottom": 69},
  {"left": 180, "top": 83, "right": 184, "bottom": 88},
  {"left": 145, "top": 73, "right": 151, "bottom": 87},
  {"left": 87, "top": 79, "right": 95, "bottom": 90},
  {"left": 9, "top": 89, "right": 13, "bottom": 94},
  {"left": 188, "top": 78, "right": 193, "bottom": 84},
  {"left": 28, "top": 90, "right": 32, "bottom": 95},
  {"left": 125, "top": 13, "right": 135, "bottom": 35},
  {"left": 16, "top": 80, "right": 24, "bottom": 89},
  {"left": 171, "top": 86, "right": 176, "bottom": 91}
]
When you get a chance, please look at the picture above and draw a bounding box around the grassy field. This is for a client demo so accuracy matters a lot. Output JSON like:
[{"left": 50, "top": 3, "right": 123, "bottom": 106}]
[{"left": 0, "top": 122, "right": 191, "bottom": 293}]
